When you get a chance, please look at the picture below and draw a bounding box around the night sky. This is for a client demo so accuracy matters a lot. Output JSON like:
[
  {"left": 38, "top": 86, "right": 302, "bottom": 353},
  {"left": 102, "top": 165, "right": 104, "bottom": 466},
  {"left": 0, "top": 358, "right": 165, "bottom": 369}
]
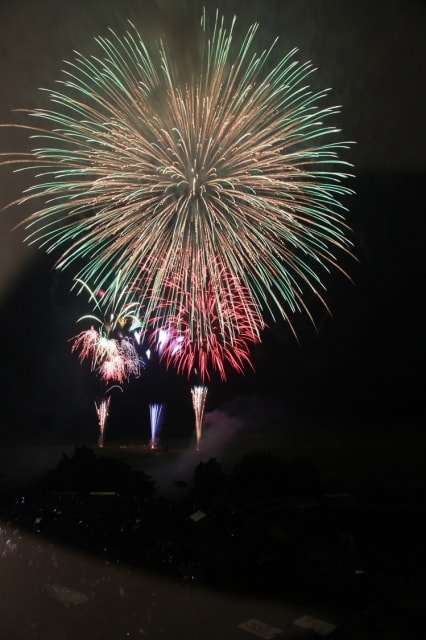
[{"left": 0, "top": 0, "right": 425, "bottom": 448}]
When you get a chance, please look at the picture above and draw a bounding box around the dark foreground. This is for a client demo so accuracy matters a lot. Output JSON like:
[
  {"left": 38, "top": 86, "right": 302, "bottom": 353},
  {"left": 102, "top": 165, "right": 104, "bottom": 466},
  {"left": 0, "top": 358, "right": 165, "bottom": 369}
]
[{"left": 0, "top": 435, "right": 425, "bottom": 640}]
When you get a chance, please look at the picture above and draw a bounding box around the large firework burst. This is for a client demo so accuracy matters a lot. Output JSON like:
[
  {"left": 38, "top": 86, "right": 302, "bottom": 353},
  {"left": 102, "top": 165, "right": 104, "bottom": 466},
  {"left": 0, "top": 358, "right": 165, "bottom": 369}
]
[{"left": 2, "top": 9, "right": 354, "bottom": 378}]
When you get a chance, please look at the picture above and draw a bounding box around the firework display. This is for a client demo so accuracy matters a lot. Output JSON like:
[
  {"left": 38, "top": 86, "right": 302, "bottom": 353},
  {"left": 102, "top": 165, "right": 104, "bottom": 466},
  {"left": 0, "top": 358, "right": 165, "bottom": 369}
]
[
  {"left": 69, "top": 277, "right": 142, "bottom": 384},
  {"left": 149, "top": 403, "right": 166, "bottom": 450},
  {"left": 2, "top": 9, "right": 353, "bottom": 383},
  {"left": 94, "top": 395, "right": 111, "bottom": 449},
  {"left": 94, "top": 385, "right": 123, "bottom": 447},
  {"left": 191, "top": 385, "right": 208, "bottom": 451},
  {"left": 148, "top": 256, "right": 266, "bottom": 381}
]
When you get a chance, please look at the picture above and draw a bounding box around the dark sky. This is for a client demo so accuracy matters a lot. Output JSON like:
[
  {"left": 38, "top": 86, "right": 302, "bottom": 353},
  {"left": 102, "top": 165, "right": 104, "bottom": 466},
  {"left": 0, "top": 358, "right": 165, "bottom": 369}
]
[{"left": 0, "top": 0, "right": 425, "bottom": 446}]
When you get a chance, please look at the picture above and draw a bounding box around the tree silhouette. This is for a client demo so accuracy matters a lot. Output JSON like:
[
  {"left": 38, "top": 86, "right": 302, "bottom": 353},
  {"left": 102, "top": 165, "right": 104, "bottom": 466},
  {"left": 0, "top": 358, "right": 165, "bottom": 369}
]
[
  {"left": 230, "top": 452, "right": 290, "bottom": 504},
  {"left": 192, "top": 457, "right": 228, "bottom": 507},
  {"left": 32, "top": 446, "right": 156, "bottom": 497}
]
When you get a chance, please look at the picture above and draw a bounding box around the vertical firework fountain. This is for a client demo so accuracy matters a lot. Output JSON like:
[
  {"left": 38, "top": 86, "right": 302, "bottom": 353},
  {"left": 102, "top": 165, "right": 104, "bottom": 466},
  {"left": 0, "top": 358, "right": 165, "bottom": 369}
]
[
  {"left": 94, "top": 396, "right": 111, "bottom": 448},
  {"left": 149, "top": 403, "right": 166, "bottom": 450},
  {"left": 94, "top": 385, "right": 123, "bottom": 448},
  {"left": 191, "top": 386, "right": 208, "bottom": 452}
]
